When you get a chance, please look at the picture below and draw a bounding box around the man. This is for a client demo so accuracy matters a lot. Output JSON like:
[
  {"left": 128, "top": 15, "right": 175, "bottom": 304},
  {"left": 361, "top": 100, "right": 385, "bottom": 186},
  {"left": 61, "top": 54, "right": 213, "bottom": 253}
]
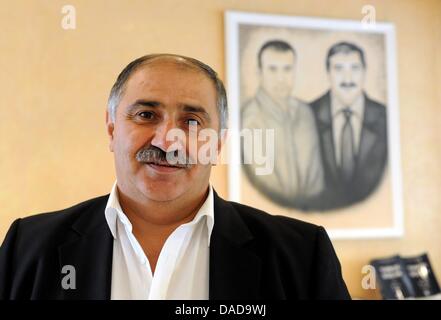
[
  {"left": 310, "top": 42, "right": 388, "bottom": 210},
  {"left": 0, "top": 54, "right": 350, "bottom": 299},
  {"left": 241, "top": 40, "right": 324, "bottom": 210}
]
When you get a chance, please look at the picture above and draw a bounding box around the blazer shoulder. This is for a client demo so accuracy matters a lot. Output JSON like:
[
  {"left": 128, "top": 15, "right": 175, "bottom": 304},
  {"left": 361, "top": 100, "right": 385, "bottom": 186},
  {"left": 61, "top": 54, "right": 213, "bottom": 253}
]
[
  {"left": 364, "top": 94, "right": 387, "bottom": 126},
  {"left": 18, "top": 195, "right": 109, "bottom": 230},
  {"left": 365, "top": 94, "right": 386, "bottom": 110},
  {"left": 365, "top": 95, "right": 386, "bottom": 116},
  {"left": 241, "top": 97, "right": 262, "bottom": 119},
  {"left": 309, "top": 91, "right": 330, "bottom": 110},
  {"left": 6, "top": 195, "right": 109, "bottom": 251},
  {"left": 228, "top": 201, "right": 322, "bottom": 244},
  {"left": 294, "top": 98, "right": 315, "bottom": 120}
]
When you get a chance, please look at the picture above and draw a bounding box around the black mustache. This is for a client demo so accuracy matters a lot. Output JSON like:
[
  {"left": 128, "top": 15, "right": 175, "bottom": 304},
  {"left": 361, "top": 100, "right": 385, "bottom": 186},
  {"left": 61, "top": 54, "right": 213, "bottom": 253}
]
[
  {"left": 136, "top": 146, "right": 191, "bottom": 168},
  {"left": 340, "top": 82, "right": 356, "bottom": 88}
]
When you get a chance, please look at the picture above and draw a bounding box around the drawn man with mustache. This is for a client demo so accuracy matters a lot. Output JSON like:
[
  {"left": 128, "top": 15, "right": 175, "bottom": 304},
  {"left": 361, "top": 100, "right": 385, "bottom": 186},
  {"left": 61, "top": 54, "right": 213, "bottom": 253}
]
[{"left": 310, "top": 42, "right": 388, "bottom": 210}]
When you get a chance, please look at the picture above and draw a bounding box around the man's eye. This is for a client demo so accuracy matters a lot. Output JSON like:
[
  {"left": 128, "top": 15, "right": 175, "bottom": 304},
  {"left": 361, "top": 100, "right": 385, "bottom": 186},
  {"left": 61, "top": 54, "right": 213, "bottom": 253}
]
[{"left": 137, "top": 111, "right": 154, "bottom": 119}]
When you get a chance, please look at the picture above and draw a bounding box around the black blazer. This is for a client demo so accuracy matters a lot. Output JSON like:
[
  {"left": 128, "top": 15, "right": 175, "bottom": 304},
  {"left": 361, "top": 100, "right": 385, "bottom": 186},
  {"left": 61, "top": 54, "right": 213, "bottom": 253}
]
[
  {"left": 310, "top": 91, "right": 388, "bottom": 210},
  {"left": 0, "top": 190, "right": 350, "bottom": 300}
]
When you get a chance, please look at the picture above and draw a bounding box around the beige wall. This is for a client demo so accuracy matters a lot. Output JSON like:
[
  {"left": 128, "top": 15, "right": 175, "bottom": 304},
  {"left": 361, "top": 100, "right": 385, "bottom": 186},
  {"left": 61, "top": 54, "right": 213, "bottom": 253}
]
[{"left": 1, "top": 0, "right": 440, "bottom": 299}]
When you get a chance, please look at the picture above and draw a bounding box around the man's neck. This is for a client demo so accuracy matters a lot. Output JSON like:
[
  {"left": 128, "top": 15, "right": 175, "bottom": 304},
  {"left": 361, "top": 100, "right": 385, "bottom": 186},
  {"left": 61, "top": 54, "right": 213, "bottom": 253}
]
[
  {"left": 116, "top": 184, "right": 210, "bottom": 273},
  {"left": 117, "top": 183, "right": 209, "bottom": 228},
  {"left": 330, "top": 91, "right": 365, "bottom": 117}
]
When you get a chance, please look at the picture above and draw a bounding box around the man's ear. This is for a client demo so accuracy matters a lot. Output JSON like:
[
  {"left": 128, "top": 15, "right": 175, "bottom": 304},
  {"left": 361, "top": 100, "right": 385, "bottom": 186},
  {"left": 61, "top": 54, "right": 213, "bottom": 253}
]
[{"left": 106, "top": 111, "right": 115, "bottom": 152}]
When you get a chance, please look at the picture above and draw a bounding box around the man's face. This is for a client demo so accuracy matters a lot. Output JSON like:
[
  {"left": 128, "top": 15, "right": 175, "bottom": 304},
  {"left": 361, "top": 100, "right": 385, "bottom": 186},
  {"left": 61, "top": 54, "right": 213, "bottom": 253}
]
[
  {"left": 260, "top": 49, "right": 296, "bottom": 101},
  {"left": 328, "top": 51, "right": 366, "bottom": 106},
  {"left": 106, "top": 61, "right": 220, "bottom": 203}
]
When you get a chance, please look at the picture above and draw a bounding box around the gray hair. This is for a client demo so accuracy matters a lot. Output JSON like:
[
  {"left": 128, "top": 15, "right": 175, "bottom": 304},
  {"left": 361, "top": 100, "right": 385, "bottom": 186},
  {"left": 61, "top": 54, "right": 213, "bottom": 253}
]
[
  {"left": 258, "top": 40, "right": 296, "bottom": 69},
  {"left": 326, "top": 41, "right": 366, "bottom": 71},
  {"left": 107, "top": 54, "right": 228, "bottom": 129}
]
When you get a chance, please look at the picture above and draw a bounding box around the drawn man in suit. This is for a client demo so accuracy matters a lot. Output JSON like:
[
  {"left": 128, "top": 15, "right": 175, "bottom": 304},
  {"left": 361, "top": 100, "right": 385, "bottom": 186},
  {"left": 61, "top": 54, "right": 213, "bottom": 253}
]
[
  {"left": 310, "top": 41, "right": 388, "bottom": 210},
  {"left": 241, "top": 40, "right": 324, "bottom": 210}
]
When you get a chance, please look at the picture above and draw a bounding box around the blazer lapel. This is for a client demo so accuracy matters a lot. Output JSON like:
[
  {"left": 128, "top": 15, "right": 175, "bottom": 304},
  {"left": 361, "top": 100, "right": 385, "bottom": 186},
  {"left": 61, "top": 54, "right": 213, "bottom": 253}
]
[
  {"left": 57, "top": 191, "right": 262, "bottom": 299},
  {"left": 58, "top": 196, "right": 113, "bottom": 300},
  {"left": 209, "top": 191, "right": 262, "bottom": 299},
  {"left": 316, "top": 92, "right": 340, "bottom": 183},
  {"left": 356, "top": 96, "right": 379, "bottom": 171}
]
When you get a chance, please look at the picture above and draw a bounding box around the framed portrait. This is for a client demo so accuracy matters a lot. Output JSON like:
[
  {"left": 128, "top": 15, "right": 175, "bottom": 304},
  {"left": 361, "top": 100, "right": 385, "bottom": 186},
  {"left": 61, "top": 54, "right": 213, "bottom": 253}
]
[{"left": 225, "top": 11, "right": 403, "bottom": 239}]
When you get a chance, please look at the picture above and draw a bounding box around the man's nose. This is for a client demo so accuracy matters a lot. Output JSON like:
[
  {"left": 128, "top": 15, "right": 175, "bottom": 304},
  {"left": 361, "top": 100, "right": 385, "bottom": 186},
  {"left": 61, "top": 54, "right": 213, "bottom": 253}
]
[
  {"left": 150, "top": 119, "right": 183, "bottom": 153},
  {"left": 275, "top": 71, "right": 285, "bottom": 82},
  {"left": 342, "top": 68, "right": 353, "bottom": 83}
]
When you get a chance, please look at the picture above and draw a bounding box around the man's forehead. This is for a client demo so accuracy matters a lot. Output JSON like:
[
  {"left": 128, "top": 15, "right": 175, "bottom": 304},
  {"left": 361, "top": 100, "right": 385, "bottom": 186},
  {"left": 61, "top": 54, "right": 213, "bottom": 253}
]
[
  {"left": 120, "top": 59, "right": 218, "bottom": 110},
  {"left": 137, "top": 57, "right": 204, "bottom": 75},
  {"left": 262, "top": 49, "right": 295, "bottom": 64},
  {"left": 330, "top": 52, "right": 363, "bottom": 64},
  {"left": 126, "top": 59, "right": 211, "bottom": 88}
]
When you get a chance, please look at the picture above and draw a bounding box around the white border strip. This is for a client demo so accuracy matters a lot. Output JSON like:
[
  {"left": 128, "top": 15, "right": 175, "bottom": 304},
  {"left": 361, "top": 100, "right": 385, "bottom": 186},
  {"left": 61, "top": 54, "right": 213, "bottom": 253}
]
[{"left": 225, "top": 11, "right": 403, "bottom": 239}]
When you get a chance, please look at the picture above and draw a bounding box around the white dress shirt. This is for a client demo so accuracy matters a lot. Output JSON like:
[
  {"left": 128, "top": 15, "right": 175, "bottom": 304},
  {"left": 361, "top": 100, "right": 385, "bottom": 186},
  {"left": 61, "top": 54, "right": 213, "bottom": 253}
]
[
  {"left": 104, "top": 182, "right": 214, "bottom": 300},
  {"left": 331, "top": 93, "right": 365, "bottom": 165}
]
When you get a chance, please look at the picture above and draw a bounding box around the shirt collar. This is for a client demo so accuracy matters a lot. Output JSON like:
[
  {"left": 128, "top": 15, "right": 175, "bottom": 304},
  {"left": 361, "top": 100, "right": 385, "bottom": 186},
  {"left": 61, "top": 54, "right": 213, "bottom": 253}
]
[
  {"left": 104, "top": 182, "right": 215, "bottom": 245},
  {"left": 331, "top": 91, "right": 365, "bottom": 120}
]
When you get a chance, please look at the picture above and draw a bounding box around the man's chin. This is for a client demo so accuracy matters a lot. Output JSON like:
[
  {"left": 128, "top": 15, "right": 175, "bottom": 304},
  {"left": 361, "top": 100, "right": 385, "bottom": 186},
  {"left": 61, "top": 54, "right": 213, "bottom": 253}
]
[
  {"left": 145, "top": 193, "right": 182, "bottom": 202},
  {"left": 336, "top": 90, "right": 362, "bottom": 106},
  {"left": 137, "top": 181, "right": 186, "bottom": 202}
]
